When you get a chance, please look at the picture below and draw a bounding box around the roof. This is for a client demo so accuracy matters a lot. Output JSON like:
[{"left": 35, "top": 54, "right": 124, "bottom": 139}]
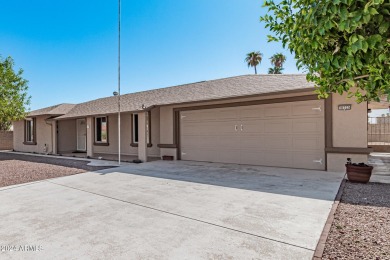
[
  {"left": 368, "top": 95, "right": 390, "bottom": 109},
  {"left": 57, "top": 74, "right": 314, "bottom": 119},
  {"left": 28, "top": 103, "right": 76, "bottom": 117}
]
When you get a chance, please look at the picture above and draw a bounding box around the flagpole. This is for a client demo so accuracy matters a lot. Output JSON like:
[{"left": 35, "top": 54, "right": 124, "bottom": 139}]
[{"left": 117, "top": 0, "right": 121, "bottom": 165}]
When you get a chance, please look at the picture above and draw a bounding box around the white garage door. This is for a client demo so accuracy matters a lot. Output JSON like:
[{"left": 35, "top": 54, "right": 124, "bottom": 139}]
[{"left": 180, "top": 100, "right": 325, "bottom": 170}]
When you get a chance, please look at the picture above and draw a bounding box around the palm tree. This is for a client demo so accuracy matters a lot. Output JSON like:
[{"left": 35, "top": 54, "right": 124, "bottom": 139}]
[
  {"left": 245, "top": 52, "right": 263, "bottom": 74},
  {"left": 268, "top": 53, "right": 286, "bottom": 74},
  {"left": 268, "top": 67, "right": 283, "bottom": 74},
  {"left": 270, "top": 53, "right": 286, "bottom": 68}
]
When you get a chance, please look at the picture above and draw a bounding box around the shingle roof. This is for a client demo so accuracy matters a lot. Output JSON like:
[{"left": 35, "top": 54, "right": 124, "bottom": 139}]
[
  {"left": 56, "top": 74, "right": 315, "bottom": 119},
  {"left": 28, "top": 103, "right": 76, "bottom": 117}
]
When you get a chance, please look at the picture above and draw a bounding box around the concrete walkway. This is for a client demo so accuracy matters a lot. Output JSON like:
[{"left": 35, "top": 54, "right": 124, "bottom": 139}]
[
  {"left": 369, "top": 153, "right": 390, "bottom": 184},
  {"left": 0, "top": 161, "right": 344, "bottom": 259},
  {"left": 0, "top": 150, "right": 129, "bottom": 167}
]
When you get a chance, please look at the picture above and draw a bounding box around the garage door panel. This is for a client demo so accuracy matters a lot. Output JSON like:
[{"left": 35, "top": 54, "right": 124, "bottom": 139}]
[
  {"left": 239, "top": 151, "right": 265, "bottom": 165},
  {"left": 239, "top": 136, "right": 264, "bottom": 148},
  {"left": 218, "top": 109, "right": 240, "bottom": 120},
  {"left": 240, "top": 106, "right": 264, "bottom": 119},
  {"left": 181, "top": 111, "right": 216, "bottom": 122},
  {"left": 264, "top": 120, "right": 292, "bottom": 133},
  {"left": 263, "top": 151, "right": 293, "bottom": 168},
  {"left": 182, "top": 121, "right": 238, "bottom": 135},
  {"left": 181, "top": 149, "right": 216, "bottom": 162},
  {"left": 262, "top": 135, "right": 293, "bottom": 150},
  {"left": 293, "top": 118, "right": 324, "bottom": 134},
  {"left": 181, "top": 148, "right": 240, "bottom": 164},
  {"left": 264, "top": 105, "right": 291, "bottom": 118},
  {"left": 180, "top": 100, "right": 325, "bottom": 170},
  {"left": 218, "top": 135, "right": 241, "bottom": 147},
  {"left": 292, "top": 101, "right": 324, "bottom": 117},
  {"left": 240, "top": 119, "right": 265, "bottom": 133},
  {"left": 218, "top": 150, "right": 242, "bottom": 164},
  {"left": 292, "top": 135, "right": 324, "bottom": 150},
  {"left": 181, "top": 135, "right": 218, "bottom": 148}
]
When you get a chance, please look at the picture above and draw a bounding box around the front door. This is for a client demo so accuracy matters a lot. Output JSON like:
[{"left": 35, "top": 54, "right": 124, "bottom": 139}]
[{"left": 76, "top": 119, "right": 87, "bottom": 151}]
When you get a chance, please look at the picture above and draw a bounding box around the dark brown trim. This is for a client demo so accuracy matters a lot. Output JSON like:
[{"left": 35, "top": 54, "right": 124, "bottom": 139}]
[
  {"left": 325, "top": 147, "right": 373, "bottom": 154},
  {"left": 94, "top": 142, "right": 110, "bottom": 146},
  {"left": 131, "top": 143, "right": 152, "bottom": 147},
  {"left": 23, "top": 117, "right": 37, "bottom": 145},
  {"left": 325, "top": 95, "right": 333, "bottom": 148},
  {"left": 313, "top": 179, "right": 346, "bottom": 259},
  {"left": 324, "top": 95, "right": 333, "bottom": 171},
  {"left": 157, "top": 144, "right": 177, "bottom": 148},
  {"left": 131, "top": 113, "right": 135, "bottom": 144},
  {"left": 174, "top": 111, "right": 181, "bottom": 160},
  {"left": 148, "top": 110, "right": 152, "bottom": 146},
  {"left": 93, "top": 115, "right": 109, "bottom": 146},
  {"left": 172, "top": 94, "right": 318, "bottom": 112},
  {"left": 23, "top": 142, "right": 37, "bottom": 145}
]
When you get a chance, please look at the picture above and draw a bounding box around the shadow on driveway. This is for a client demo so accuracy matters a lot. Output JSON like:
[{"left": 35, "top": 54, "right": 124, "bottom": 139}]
[{"left": 96, "top": 160, "right": 344, "bottom": 201}]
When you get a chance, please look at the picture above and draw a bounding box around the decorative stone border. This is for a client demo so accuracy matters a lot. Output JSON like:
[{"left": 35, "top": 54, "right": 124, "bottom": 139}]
[{"left": 313, "top": 178, "right": 347, "bottom": 259}]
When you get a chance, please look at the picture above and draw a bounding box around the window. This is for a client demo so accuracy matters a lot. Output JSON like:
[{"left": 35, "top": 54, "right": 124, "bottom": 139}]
[
  {"left": 24, "top": 118, "right": 36, "bottom": 144},
  {"left": 132, "top": 114, "right": 139, "bottom": 143},
  {"left": 95, "top": 116, "right": 108, "bottom": 143}
]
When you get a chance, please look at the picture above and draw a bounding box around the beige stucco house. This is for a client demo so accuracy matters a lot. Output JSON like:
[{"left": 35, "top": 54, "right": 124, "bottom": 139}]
[{"left": 13, "top": 74, "right": 372, "bottom": 172}]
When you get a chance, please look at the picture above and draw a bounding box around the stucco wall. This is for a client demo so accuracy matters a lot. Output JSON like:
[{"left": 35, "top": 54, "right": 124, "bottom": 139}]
[
  {"left": 332, "top": 93, "right": 368, "bottom": 148},
  {"left": 13, "top": 116, "right": 53, "bottom": 154},
  {"left": 327, "top": 153, "right": 368, "bottom": 173},
  {"left": 92, "top": 108, "right": 160, "bottom": 157},
  {"left": 57, "top": 119, "right": 77, "bottom": 153},
  {"left": 327, "top": 92, "right": 368, "bottom": 172},
  {"left": 0, "top": 131, "right": 13, "bottom": 150}
]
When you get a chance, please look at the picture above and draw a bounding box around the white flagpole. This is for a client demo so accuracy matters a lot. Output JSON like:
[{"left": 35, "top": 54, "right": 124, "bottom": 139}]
[{"left": 118, "top": 0, "right": 121, "bottom": 165}]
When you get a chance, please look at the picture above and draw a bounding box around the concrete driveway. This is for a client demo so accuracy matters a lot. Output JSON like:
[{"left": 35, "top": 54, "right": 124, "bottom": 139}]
[{"left": 0, "top": 161, "right": 344, "bottom": 260}]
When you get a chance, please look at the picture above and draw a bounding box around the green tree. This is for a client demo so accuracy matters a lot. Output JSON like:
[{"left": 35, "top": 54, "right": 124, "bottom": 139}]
[
  {"left": 261, "top": 0, "right": 390, "bottom": 102},
  {"left": 0, "top": 56, "right": 30, "bottom": 130},
  {"left": 269, "top": 53, "right": 286, "bottom": 74},
  {"left": 245, "top": 51, "right": 263, "bottom": 74}
]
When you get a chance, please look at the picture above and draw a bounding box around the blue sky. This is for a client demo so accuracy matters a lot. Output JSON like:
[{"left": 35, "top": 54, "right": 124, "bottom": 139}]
[{"left": 1, "top": 0, "right": 301, "bottom": 110}]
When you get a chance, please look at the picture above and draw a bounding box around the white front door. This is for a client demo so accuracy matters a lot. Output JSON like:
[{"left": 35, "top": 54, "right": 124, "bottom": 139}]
[{"left": 76, "top": 119, "right": 87, "bottom": 151}]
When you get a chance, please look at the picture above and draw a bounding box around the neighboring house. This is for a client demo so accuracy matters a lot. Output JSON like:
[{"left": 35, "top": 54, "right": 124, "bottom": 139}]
[{"left": 12, "top": 75, "right": 372, "bottom": 172}]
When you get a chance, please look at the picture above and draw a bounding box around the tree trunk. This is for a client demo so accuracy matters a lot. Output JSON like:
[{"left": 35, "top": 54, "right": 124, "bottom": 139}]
[{"left": 255, "top": 66, "right": 257, "bottom": 74}]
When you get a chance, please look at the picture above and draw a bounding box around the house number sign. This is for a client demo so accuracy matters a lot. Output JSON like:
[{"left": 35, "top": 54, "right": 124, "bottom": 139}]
[{"left": 338, "top": 104, "right": 352, "bottom": 111}]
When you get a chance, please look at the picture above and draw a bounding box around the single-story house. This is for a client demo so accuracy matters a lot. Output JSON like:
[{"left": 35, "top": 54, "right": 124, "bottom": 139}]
[{"left": 13, "top": 74, "right": 373, "bottom": 172}]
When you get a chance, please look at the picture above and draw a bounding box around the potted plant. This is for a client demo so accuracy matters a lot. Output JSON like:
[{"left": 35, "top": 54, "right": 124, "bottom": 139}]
[{"left": 345, "top": 158, "right": 374, "bottom": 183}]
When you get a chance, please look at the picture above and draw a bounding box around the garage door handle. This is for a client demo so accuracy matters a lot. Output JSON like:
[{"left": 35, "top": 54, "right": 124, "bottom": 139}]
[
  {"left": 312, "top": 106, "right": 322, "bottom": 112},
  {"left": 235, "top": 125, "right": 238, "bottom": 131},
  {"left": 313, "top": 159, "right": 323, "bottom": 164},
  {"left": 240, "top": 124, "right": 243, "bottom": 131}
]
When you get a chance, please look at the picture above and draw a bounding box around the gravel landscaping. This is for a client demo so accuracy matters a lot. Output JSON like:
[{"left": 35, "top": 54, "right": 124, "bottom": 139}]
[
  {"left": 0, "top": 153, "right": 113, "bottom": 188},
  {"left": 323, "top": 181, "right": 390, "bottom": 259}
]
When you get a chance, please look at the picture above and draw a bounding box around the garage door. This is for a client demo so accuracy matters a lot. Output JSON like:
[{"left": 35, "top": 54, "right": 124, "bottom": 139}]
[{"left": 180, "top": 100, "right": 325, "bottom": 170}]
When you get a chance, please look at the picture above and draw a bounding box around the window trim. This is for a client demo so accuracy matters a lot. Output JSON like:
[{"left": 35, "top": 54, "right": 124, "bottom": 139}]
[
  {"left": 130, "top": 111, "right": 152, "bottom": 147},
  {"left": 94, "top": 116, "right": 109, "bottom": 146},
  {"left": 132, "top": 113, "right": 139, "bottom": 144},
  {"left": 23, "top": 117, "right": 37, "bottom": 145}
]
